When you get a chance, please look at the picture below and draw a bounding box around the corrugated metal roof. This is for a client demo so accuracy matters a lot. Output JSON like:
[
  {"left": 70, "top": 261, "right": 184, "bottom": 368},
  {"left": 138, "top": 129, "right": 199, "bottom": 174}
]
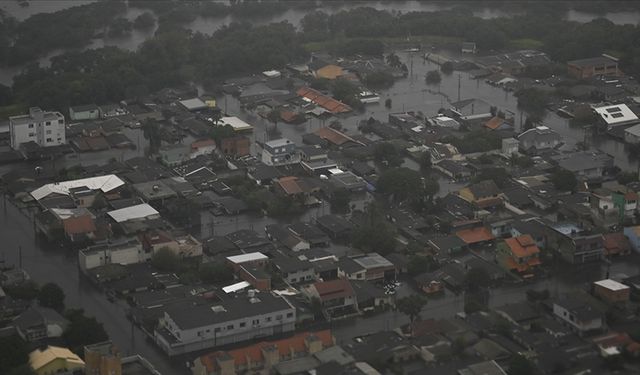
[
  {"left": 107, "top": 203, "right": 159, "bottom": 223},
  {"left": 31, "top": 174, "right": 124, "bottom": 201},
  {"left": 226, "top": 252, "right": 268, "bottom": 264}
]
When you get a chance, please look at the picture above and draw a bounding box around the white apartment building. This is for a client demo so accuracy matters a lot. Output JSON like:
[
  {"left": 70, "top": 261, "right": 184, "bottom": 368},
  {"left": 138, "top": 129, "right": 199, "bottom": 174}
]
[
  {"left": 155, "top": 291, "right": 296, "bottom": 356},
  {"left": 10, "top": 107, "right": 66, "bottom": 149}
]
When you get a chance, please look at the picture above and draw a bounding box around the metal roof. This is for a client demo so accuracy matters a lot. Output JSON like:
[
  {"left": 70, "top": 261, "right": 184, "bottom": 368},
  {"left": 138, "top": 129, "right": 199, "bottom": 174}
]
[
  {"left": 219, "top": 116, "right": 254, "bottom": 131},
  {"left": 222, "top": 281, "right": 251, "bottom": 294},
  {"left": 226, "top": 252, "right": 268, "bottom": 264},
  {"left": 107, "top": 203, "right": 159, "bottom": 223},
  {"left": 31, "top": 174, "right": 124, "bottom": 201},
  {"left": 594, "top": 104, "right": 639, "bottom": 126}
]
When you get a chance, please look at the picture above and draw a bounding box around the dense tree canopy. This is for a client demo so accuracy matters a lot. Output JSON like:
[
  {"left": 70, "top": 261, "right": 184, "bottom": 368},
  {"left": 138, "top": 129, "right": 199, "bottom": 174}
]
[
  {"left": 37, "top": 282, "right": 65, "bottom": 312},
  {"left": 551, "top": 168, "right": 578, "bottom": 192}
]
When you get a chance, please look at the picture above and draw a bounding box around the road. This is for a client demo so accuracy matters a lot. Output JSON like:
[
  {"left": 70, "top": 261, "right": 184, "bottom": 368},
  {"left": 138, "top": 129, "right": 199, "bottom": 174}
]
[{"left": 0, "top": 197, "right": 187, "bottom": 375}]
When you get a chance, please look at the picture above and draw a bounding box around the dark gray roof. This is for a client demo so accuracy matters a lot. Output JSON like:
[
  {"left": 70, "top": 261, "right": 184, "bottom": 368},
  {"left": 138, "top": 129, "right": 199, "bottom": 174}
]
[
  {"left": 468, "top": 180, "right": 500, "bottom": 198},
  {"left": 272, "top": 256, "right": 313, "bottom": 273},
  {"left": 495, "top": 302, "right": 540, "bottom": 323},
  {"left": 568, "top": 56, "right": 617, "bottom": 67},
  {"left": 428, "top": 235, "right": 466, "bottom": 250},
  {"left": 165, "top": 292, "right": 293, "bottom": 330},
  {"left": 315, "top": 214, "right": 354, "bottom": 234},
  {"left": 338, "top": 257, "right": 364, "bottom": 274}
]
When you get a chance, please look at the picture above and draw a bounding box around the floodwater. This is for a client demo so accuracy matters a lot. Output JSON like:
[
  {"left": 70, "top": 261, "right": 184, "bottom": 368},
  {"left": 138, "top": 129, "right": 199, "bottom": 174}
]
[{"left": 2, "top": 1, "right": 640, "bottom": 84}]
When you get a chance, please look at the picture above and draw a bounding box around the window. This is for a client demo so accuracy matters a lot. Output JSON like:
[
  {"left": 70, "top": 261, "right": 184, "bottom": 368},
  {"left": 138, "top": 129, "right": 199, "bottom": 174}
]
[
  {"left": 240, "top": 322, "right": 246, "bottom": 328},
  {"left": 45, "top": 121, "right": 51, "bottom": 126},
  {"left": 46, "top": 138, "right": 53, "bottom": 142},
  {"left": 276, "top": 315, "right": 283, "bottom": 321},
  {"left": 214, "top": 327, "right": 221, "bottom": 333},
  {"left": 46, "top": 130, "right": 52, "bottom": 134},
  {"left": 28, "top": 132, "right": 35, "bottom": 137},
  {"left": 266, "top": 316, "right": 272, "bottom": 322},
  {"left": 28, "top": 124, "right": 34, "bottom": 128},
  {"left": 58, "top": 119, "right": 63, "bottom": 124},
  {"left": 290, "top": 278, "right": 297, "bottom": 283},
  {"left": 286, "top": 312, "right": 293, "bottom": 318},
  {"left": 227, "top": 324, "right": 234, "bottom": 330},
  {"left": 252, "top": 319, "right": 260, "bottom": 325}
]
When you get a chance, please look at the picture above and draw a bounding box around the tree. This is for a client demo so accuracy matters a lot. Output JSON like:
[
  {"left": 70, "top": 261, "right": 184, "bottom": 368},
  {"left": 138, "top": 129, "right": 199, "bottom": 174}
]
[
  {"left": 419, "top": 152, "right": 432, "bottom": 170},
  {"left": 4, "top": 281, "right": 39, "bottom": 301},
  {"left": 329, "top": 188, "right": 351, "bottom": 214},
  {"left": 373, "top": 142, "right": 403, "bottom": 168},
  {"left": 133, "top": 12, "right": 156, "bottom": 30},
  {"left": 332, "top": 79, "right": 361, "bottom": 108},
  {"left": 616, "top": 171, "right": 637, "bottom": 185},
  {"left": 151, "top": 247, "right": 181, "bottom": 272},
  {"left": 0, "top": 334, "right": 30, "bottom": 374},
  {"left": 364, "top": 71, "right": 394, "bottom": 89},
  {"left": 516, "top": 88, "right": 547, "bottom": 119},
  {"left": 377, "top": 167, "right": 423, "bottom": 202},
  {"left": 425, "top": 70, "right": 441, "bottom": 85},
  {"left": 266, "top": 109, "right": 281, "bottom": 130},
  {"left": 386, "top": 52, "right": 402, "bottom": 68},
  {"left": 384, "top": 98, "right": 392, "bottom": 109},
  {"left": 63, "top": 309, "right": 109, "bottom": 353},
  {"left": 407, "top": 255, "right": 432, "bottom": 276},
  {"left": 396, "top": 295, "right": 427, "bottom": 336},
  {"left": 142, "top": 119, "right": 162, "bottom": 155},
  {"left": 550, "top": 168, "right": 577, "bottom": 192},
  {"left": 199, "top": 262, "right": 234, "bottom": 284},
  {"left": 37, "top": 282, "right": 65, "bottom": 312},
  {"left": 473, "top": 168, "right": 510, "bottom": 188},
  {"left": 465, "top": 267, "right": 490, "bottom": 292},
  {"left": 352, "top": 204, "right": 396, "bottom": 255},
  {"left": 507, "top": 354, "right": 535, "bottom": 375},
  {"left": 440, "top": 61, "right": 454, "bottom": 75}
]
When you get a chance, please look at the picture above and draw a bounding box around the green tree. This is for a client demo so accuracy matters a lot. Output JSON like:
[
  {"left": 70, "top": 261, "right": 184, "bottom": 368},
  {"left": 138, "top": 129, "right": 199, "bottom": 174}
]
[
  {"left": 4, "top": 280, "right": 39, "bottom": 301},
  {"left": 384, "top": 98, "right": 392, "bottom": 109},
  {"left": 133, "top": 12, "right": 156, "bottom": 30},
  {"left": 440, "top": 61, "right": 454, "bottom": 75},
  {"left": 473, "top": 168, "right": 510, "bottom": 188},
  {"left": 37, "top": 282, "right": 65, "bottom": 312},
  {"left": 617, "top": 171, "right": 637, "bottom": 185},
  {"left": 364, "top": 71, "right": 394, "bottom": 89},
  {"left": 332, "top": 79, "right": 361, "bottom": 108},
  {"left": 419, "top": 152, "right": 432, "bottom": 170},
  {"left": 386, "top": 52, "right": 402, "bottom": 68},
  {"left": 352, "top": 204, "right": 396, "bottom": 255},
  {"left": 63, "top": 309, "right": 109, "bottom": 354},
  {"left": 142, "top": 119, "right": 162, "bottom": 155},
  {"left": 407, "top": 255, "right": 432, "bottom": 276},
  {"left": 425, "top": 70, "right": 442, "bottom": 85},
  {"left": 329, "top": 188, "right": 351, "bottom": 214},
  {"left": 396, "top": 295, "right": 427, "bottom": 336},
  {"left": 0, "top": 334, "right": 30, "bottom": 374},
  {"left": 465, "top": 267, "right": 490, "bottom": 292},
  {"left": 377, "top": 167, "right": 423, "bottom": 202},
  {"left": 516, "top": 88, "right": 547, "bottom": 119},
  {"left": 266, "top": 109, "right": 281, "bottom": 132},
  {"left": 373, "top": 142, "right": 403, "bottom": 168},
  {"left": 550, "top": 168, "right": 578, "bottom": 192},
  {"left": 199, "top": 262, "right": 234, "bottom": 284},
  {"left": 507, "top": 354, "right": 535, "bottom": 375},
  {"left": 151, "top": 247, "right": 182, "bottom": 272}
]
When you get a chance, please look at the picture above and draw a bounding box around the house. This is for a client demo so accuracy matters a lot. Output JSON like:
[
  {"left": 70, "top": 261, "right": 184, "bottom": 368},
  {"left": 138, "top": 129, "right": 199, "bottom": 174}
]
[
  {"left": 603, "top": 232, "right": 631, "bottom": 256},
  {"left": 510, "top": 218, "right": 547, "bottom": 249},
  {"left": 48, "top": 207, "right": 97, "bottom": 242},
  {"left": 192, "top": 330, "right": 334, "bottom": 375},
  {"left": 238, "top": 266, "right": 271, "bottom": 291},
  {"left": 329, "top": 169, "right": 366, "bottom": 192},
  {"left": 261, "top": 138, "right": 300, "bottom": 166},
  {"left": 501, "top": 138, "right": 519, "bottom": 155},
  {"left": 12, "top": 306, "right": 69, "bottom": 342},
  {"left": 343, "top": 253, "right": 396, "bottom": 282},
  {"left": 428, "top": 235, "right": 467, "bottom": 256},
  {"left": 593, "top": 279, "right": 630, "bottom": 304},
  {"left": 304, "top": 278, "right": 358, "bottom": 320},
  {"left": 154, "top": 291, "right": 296, "bottom": 356},
  {"left": 567, "top": 55, "right": 620, "bottom": 79},
  {"left": 351, "top": 280, "right": 394, "bottom": 312},
  {"left": 10, "top": 107, "right": 66, "bottom": 149},
  {"left": 455, "top": 227, "right": 495, "bottom": 247},
  {"left": 226, "top": 252, "right": 270, "bottom": 272},
  {"left": 31, "top": 174, "right": 125, "bottom": 204},
  {"left": 624, "top": 225, "right": 640, "bottom": 253},
  {"left": 497, "top": 235, "right": 541, "bottom": 277},
  {"left": 315, "top": 214, "right": 354, "bottom": 240},
  {"left": 312, "top": 127, "right": 363, "bottom": 148},
  {"left": 133, "top": 180, "right": 177, "bottom": 202},
  {"left": 265, "top": 224, "right": 310, "bottom": 252},
  {"left": 461, "top": 42, "right": 477, "bottom": 54},
  {"left": 78, "top": 238, "right": 147, "bottom": 273},
  {"left": 517, "top": 126, "right": 561, "bottom": 154},
  {"left": 107, "top": 203, "right": 161, "bottom": 224},
  {"left": 495, "top": 302, "right": 540, "bottom": 329},
  {"left": 624, "top": 123, "right": 640, "bottom": 144},
  {"left": 220, "top": 136, "right": 250, "bottom": 157},
  {"left": 548, "top": 223, "right": 604, "bottom": 263},
  {"left": 84, "top": 341, "right": 161, "bottom": 375},
  {"left": 550, "top": 151, "right": 614, "bottom": 179},
  {"left": 414, "top": 272, "right": 444, "bottom": 295},
  {"left": 69, "top": 104, "right": 101, "bottom": 121},
  {"left": 29, "top": 346, "right": 85, "bottom": 375},
  {"left": 314, "top": 64, "right": 345, "bottom": 80},
  {"left": 552, "top": 294, "right": 605, "bottom": 335},
  {"left": 483, "top": 116, "right": 513, "bottom": 131},
  {"left": 159, "top": 143, "right": 191, "bottom": 167},
  {"left": 297, "top": 87, "right": 352, "bottom": 114},
  {"left": 179, "top": 97, "right": 208, "bottom": 112},
  {"left": 299, "top": 145, "right": 337, "bottom": 174},
  {"left": 459, "top": 180, "right": 503, "bottom": 209},
  {"left": 191, "top": 138, "right": 217, "bottom": 157},
  {"left": 272, "top": 256, "right": 315, "bottom": 285},
  {"left": 428, "top": 115, "right": 460, "bottom": 130},
  {"left": 593, "top": 103, "right": 640, "bottom": 130},
  {"left": 218, "top": 116, "right": 254, "bottom": 132},
  {"left": 289, "top": 222, "right": 330, "bottom": 248},
  {"left": 434, "top": 160, "right": 472, "bottom": 181},
  {"left": 457, "top": 360, "right": 507, "bottom": 375},
  {"left": 248, "top": 163, "right": 282, "bottom": 186}
]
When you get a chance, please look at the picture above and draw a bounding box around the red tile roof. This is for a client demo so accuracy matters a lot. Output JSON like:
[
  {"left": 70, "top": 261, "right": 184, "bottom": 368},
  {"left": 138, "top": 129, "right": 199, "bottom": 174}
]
[
  {"left": 504, "top": 235, "right": 541, "bottom": 258},
  {"left": 484, "top": 116, "right": 508, "bottom": 130},
  {"left": 199, "top": 330, "right": 334, "bottom": 372},
  {"left": 313, "top": 278, "right": 355, "bottom": 302},
  {"left": 603, "top": 232, "right": 631, "bottom": 256},
  {"left": 277, "top": 176, "right": 303, "bottom": 195},
  {"left": 314, "top": 127, "right": 358, "bottom": 146},
  {"left": 455, "top": 227, "right": 495, "bottom": 244},
  {"left": 63, "top": 215, "right": 96, "bottom": 235},
  {"left": 191, "top": 138, "right": 216, "bottom": 149},
  {"left": 297, "top": 87, "right": 352, "bottom": 114}
]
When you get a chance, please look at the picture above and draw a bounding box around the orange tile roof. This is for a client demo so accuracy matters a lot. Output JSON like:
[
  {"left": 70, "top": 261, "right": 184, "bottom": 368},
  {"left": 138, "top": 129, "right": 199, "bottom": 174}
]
[
  {"left": 313, "top": 278, "right": 355, "bottom": 302},
  {"left": 296, "top": 87, "right": 352, "bottom": 114},
  {"left": 314, "top": 126, "right": 357, "bottom": 146},
  {"left": 625, "top": 191, "right": 638, "bottom": 200},
  {"left": 505, "top": 257, "right": 540, "bottom": 272},
  {"left": 191, "top": 138, "right": 216, "bottom": 149},
  {"left": 484, "top": 116, "right": 507, "bottom": 130},
  {"left": 455, "top": 227, "right": 495, "bottom": 244},
  {"left": 603, "top": 232, "right": 630, "bottom": 255},
  {"left": 199, "top": 330, "right": 333, "bottom": 372},
  {"left": 277, "top": 176, "right": 303, "bottom": 195},
  {"left": 63, "top": 215, "right": 96, "bottom": 235},
  {"left": 504, "top": 235, "right": 541, "bottom": 258}
]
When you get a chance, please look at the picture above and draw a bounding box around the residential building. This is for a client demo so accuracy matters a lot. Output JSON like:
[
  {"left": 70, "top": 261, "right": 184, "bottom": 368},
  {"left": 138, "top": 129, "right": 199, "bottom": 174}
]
[
  {"left": 299, "top": 145, "right": 337, "bottom": 174},
  {"left": 602, "top": 232, "right": 631, "bottom": 256},
  {"left": 314, "top": 64, "right": 345, "bottom": 80},
  {"left": 191, "top": 138, "right": 216, "bottom": 158},
  {"left": 261, "top": 138, "right": 300, "bottom": 166},
  {"left": 428, "top": 235, "right": 468, "bottom": 256},
  {"left": 329, "top": 170, "right": 366, "bottom": 192},
  {"left": 567, "top": 55, "right": 620, "bottom": 79},
  {"left": 550, "top": 151, "right": 614, "bottom": 178},
  {"left": 593, "top": 279, "right": 630, "bottom": 304},
  {"left": 31, "top": 175, "right": 125, "bottom": 203},
  {"left": 107, "top": 203, "right": 161, "bottom": 225},
  {"left": 218, "top": 117, "right": 254, "bottom": 132},
  {"left": 342, "top": 253, "right": 396, "bottom": 282},
  {"left": 497, "top": 235, "right": 541, "bottom": 277},
  {"left": 517, "top": 126, "right": 561, "bottom": 154},
  {"left": 219, "top": 136, "right": 250, "bottom": 157},
  {"left": 265, "top": 224, "right": 310, "bottom": 252},
  {"left": 29, "top": 346, "right": 85, "bottom": 375},
  {"left": 552, "top": 294, "right": 605, "bottom": 335},
  {"left": 297, "top": 87, "right": 352, "bottom": 114},
  {"left": 272, "top": 256, "right": 315, "bottom": 285},
  {"left": 69, "top": 104, "right": 101, "bottom": 121},
  {"left": 624, "top": 123, "right": 640, "bottom": 144},
  {"left": 12, "top": 306, "right": 68, "bottom": 342},
  {"left": 84, "top": 341, "right": 122, "bottom": 375},
  {"left": 624, "top": 225, "right": 640, "bottom": 253},
  {"left": 304, "top": 278, "right": 358, "bottom": 320},
  {"left": 434, "top": 159, "right": 472, "bottom": 181},
  {"left": 483, "top": 116, "right": 512, "bottom": 131},
  {"left": 10, "top": 107, "right": 66, "bottom": 149},
  {"left": 155, "top": 291, "right": 296, "bottom": 356},
  {"left": 593, "top": 103, "right": 640, "bottom": 129},
  {"left": 501, "top": 137, "right": 519, "bottom": 155},
  {"left": 456, "top": 227, "right": 496, "bottom": 247},
  {"left": 238, "top": 266, "right": 271, "bottom": 291},
  {"left": 459, "top": 180, "right": 503, "bottom": 209},
  {"left": 288, "top": 222, "right": 330, "bottom": 248},
  {"left": 461, "top": 42, "right": 477, "bottom": 54},
  {"left": 548, "top": 225, "right": 604, "bottom": 264},
  {"left": 315, "top": 214, "right": 354, "bottom": 240},
  {"left": 78, "top": 238, "right": 148, "bottom": 273},
  {"left": 457, "top": 360, "right": 507, "bottom": 375},
  {"left": 192, "top": 330, "right": 334, "bottom": 375},
  {"left": 159, "top": 143, "right": 191, "bottom": 167},
  {"left": 226, "top": 252, "right": 269, "bottom": 272}
]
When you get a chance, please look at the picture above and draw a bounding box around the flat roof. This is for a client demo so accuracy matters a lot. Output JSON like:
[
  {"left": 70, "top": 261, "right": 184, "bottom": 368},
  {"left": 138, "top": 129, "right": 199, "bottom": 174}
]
[
  {"left": 222, "top": 281, "right": 251, "bottom": 294},
  {"left": 352, "top": 253, "right": 393, "bottom": 269},
  {"left": 219, "top": 116, "right": 254, "bottom": 131},
  {"left": 178, "top": 98, "right": 207, "bottom": 111},
  {"left": 594, "top": 279, "right": 629, "bottom": 291},
  {"left": 594, "top": 104, "right": 639, "bottom": 126},
  {"left": 265, "top": 138, "right": 293, "bottom": 148},
  {"left": 31, "top": 174, "right": 124, "bottom": 201},
  {"left": 107, "top": 203, "right": 159, "bottom": 223},
  {"left": 226, "top": 252, "right": 268, "bottom": 264}
]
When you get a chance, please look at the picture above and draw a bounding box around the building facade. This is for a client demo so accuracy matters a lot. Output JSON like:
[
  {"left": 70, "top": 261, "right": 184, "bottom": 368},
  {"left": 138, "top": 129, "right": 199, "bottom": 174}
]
[
  {"left": 261, "top": 138, "right": 300, "bottom": 166},
  {"left": 10, "top": 107, "right": 66, "bottom": 149}
]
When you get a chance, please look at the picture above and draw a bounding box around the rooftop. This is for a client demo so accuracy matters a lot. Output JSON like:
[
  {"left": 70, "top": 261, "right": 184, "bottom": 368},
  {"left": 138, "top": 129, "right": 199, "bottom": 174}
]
[
  {"left": 107, "top": 203, "right": 159, "bottom": 223},
  {"left": 593, "top": 279, "right": 629, "bottom": 291},
  {"left": 219, "top": 116, "right": 254, "bottom": 131},
  {"left": 226, "top": 252, "right": 269, "bottom": 264},
  {"left": 593, "top": 103, "right": 639, "bottom": 126},
  {"left": 352, "top": 253, "right": 394, "bottom": 269},
  {"left": 29, "top": 346, "right": 85, "bottom": 372},
  {"left": 456, "top": 227, "right": 495, "bottom": 244},
  {"left": 31, "top": 174, "right": 124, "bottom": 201}
]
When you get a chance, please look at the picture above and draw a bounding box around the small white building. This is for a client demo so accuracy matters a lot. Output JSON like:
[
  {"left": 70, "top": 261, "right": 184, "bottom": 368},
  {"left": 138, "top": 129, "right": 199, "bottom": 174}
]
[
  {"left": 78, "top": 239, "right": 147, "bottom": 273},
  {"left": 261, "top": 138, "right": 300, "bottom": 166},
  {"left": 552, "top": 296, "right": 604, "bottom": 335},
  {"left": 10, "top": 107, "right": 66, "bottom": 149},
  {"left": 69, "top": 104, "right": 101, "bottom": 121},
  {"left": 429, "top": 115, "right": 460, "bottom": 130},
  {"left": 594, "top": 103, "right": 640, "bottom": 130},
  {"left": 218, "top": 116, "right": 254, "bottom": 132}
]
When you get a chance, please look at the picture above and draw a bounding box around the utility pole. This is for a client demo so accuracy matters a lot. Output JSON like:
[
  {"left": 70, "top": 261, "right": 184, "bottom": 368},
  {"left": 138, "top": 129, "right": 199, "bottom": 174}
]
[
  {"left": 457, "top": 74, "right": 461, "bottom": 102},
  {"left": 18, "top": 245, "right": 22, "bottom": 269}
]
